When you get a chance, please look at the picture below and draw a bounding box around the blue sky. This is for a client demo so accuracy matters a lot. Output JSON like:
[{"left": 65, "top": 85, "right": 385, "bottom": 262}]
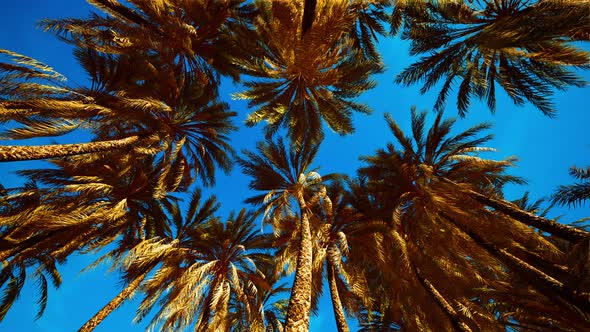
[{"left": 1, "top": 1, "right": 589, "bottom": 331}]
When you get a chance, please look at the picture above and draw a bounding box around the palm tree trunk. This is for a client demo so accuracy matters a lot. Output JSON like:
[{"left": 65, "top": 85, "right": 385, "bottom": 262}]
[
  {"left": 0, "top": 135, "right": 141, "bottom": 162},
  {"left": 302, "top": 0, "right": 317, "bottom": 34},
  {"left": 78, "top": 268, "right": 150, "bottom": 332},
  {"left": 440, "top": 213, "right": 590, "bottom": 314},
  {"left": 512, "top": 246, "right": 574, "bottom": 285},
  {"left": 327, "top": 260, "right": 350, "bottom": 332},
  {"left": 413, "top": 266, "right": 473, "bottom": 332},
  {"left": 284, "top": 194, "right": 313, "bottom": 332}
]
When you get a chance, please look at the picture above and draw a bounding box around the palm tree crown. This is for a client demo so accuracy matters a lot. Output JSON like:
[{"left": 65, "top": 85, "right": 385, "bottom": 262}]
[{"left": 235, "top": 0, "right": 383, "bottom": 145}]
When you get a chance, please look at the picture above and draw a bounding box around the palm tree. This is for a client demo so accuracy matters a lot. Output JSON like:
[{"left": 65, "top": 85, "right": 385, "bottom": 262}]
[
  {"left": 77, "top": 187, "right": 220, "bottom": 332},
  {"left": 136, "top": 208, "right": 273, "bottom": 332},
  {"left": 40, "top": 0, "right": 256, "bottom": 83},
  {"left": 308, "top": 180, "right": 375, "bottom": 332},
  {"left": 362, "top": 107, "right": 588, "bottom": 241},
  {"left": 235, "top": 0, "right": 383, "bottom": 145},
  {"left": 449, "top": 179, "right": 589, "bottom": 242},
  {"left": 395, "top": 0, "right": 589, "bottom": 115},
  {"left": 228, "top": 264, "right": 290, "bottom": 332},
  {"left": 552, "top": 165, "right": 590, "bottom": 208},
  {"left": 238, "top": 138, "right": 327, "bottom": 332},
  {"left": 82, "top": 53, "right": 238, "bottom": 187},
  {"left": 358, "top": 108, "right": 590, "bottom": 329},
  {"left": 0, "top": 149, "right": 189, "bottom": 324},
  {"left": 1, "top": 50, "right": 236, "bottom": 190}
]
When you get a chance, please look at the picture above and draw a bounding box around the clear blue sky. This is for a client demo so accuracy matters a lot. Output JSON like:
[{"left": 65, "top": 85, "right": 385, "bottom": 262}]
[{"left": 1, "top": 1, "right": 589, "bottom": 331}]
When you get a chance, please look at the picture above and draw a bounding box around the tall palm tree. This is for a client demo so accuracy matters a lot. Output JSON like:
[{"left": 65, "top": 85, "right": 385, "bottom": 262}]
[
  {"left": 395, "top": 0, "right": 589, "bottom": 115},
  {"left": 235, "top": 0, "right": 383, "bottom": 145},
  {"left": 359, "top": 108, "right": 590, "bottom": 330},
  {"left": 306, "top": 180, "right": 375, "bottom": 332},
  {"left": 0, "top": 149, "right": 188, "bottom": 323},
  {"left": 136, "top": 208, "right": 273, "bottom": 332},
  {"left": 362, "top": 107, "right": 588, "bottom": 241},
  {"left": 448, "top": 179, "right": 589, "bottom": 242},
  {"left": 238, "top": 138, "right": 327, "bottom": 332},
  {"left": 228, "top": 264, "right": 290, "bottom": 332},
  {"left": 78, "top": 188, "right": 220, "bottom": 332},
  {"left": 1, "top": 50, "right": 236, "bottom": 190}
]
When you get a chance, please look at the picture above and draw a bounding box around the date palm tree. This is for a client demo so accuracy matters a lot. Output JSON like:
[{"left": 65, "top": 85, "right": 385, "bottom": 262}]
[
  {"left": 78, "top": 188, "right": 220, "bottom": 332},
  {"left": 228, "top": 264, "right": 290, "bottom": 332},
  {"left": 0, "top": 149, "right": 187, "bottom": 324},
  {"left": 136, "top": 208, "right": 273, "bottom": 332},
  {"left": 306, "top": 180, "right": 376, "bottom": 332},
  {"left": 362, "top": 107, "right": 588, "bottom": 241},
  {"left": 235, "top": 0, "right": 383, "bottom": 145},
  {"left": 359, "top": 108, "right": 590, "bottom": 329},
  {"left": 238, "top": 138, "right": 328, "bottom": 332},
  {"left": 396, "top": 0, "right": 589, "bottom": 116},
  {"left": 1, "top": 50, "right": 236, "bottom": 189},
  {"left": 348, "top": 185, "right": 504, "bottom": 331}
]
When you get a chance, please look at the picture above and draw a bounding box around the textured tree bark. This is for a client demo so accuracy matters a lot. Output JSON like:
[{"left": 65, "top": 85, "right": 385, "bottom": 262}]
[
  {"left": 327, "top": 260, "right": 350, "bottom": 332},
  {"left": 284, "top": 193, "right": 313, "bottom": 332},
  {"left": 413, "top": 266, "right": 473, "bottom": 332},
  {"left": 78, "top": 268, "right": 149, "bottom": 332},
  {"left": 0, "top": 135, "right": 140, "bottom": 162},
  {"left": 465, "top": 187, "right": 588, "bottom": 243},
  {"left": 302, "top": 0, "right": 317, "bottom": 34}
]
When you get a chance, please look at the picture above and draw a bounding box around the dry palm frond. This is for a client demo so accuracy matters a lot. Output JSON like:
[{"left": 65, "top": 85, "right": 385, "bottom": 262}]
[
  {"left": 357, "top": 108, "right": 588, "bottom": 330},
  {"left": 236, "top": 0, "right": 383, "bottom": 145},
  {"left": 396, "top": 0, "right": 589, "bottom": 116}
]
